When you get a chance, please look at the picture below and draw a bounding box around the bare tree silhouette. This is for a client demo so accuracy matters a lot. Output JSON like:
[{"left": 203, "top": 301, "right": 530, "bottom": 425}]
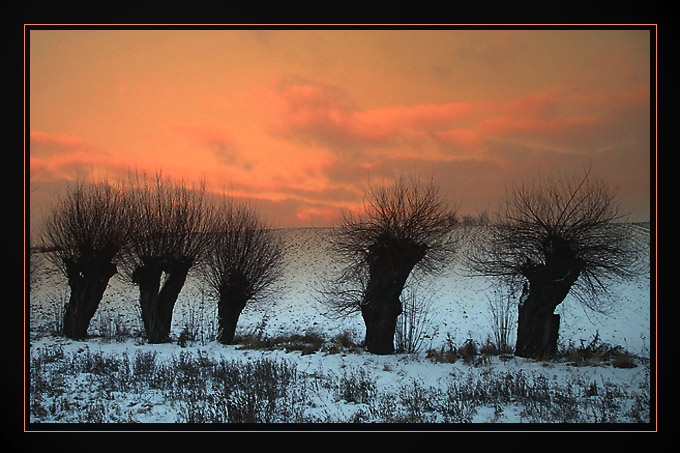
[
  {"left": 123, "top": 172, "right": 217, "bottom": 344},
  {"left": 466, "top": 168, "right": 645, "bottom": 359},
  {"left": 323, "top": 174, "right": 460, "bottom": 354},
  {"left": 200, "top": 199, "right": 284, "bottom": 345},
  {"left": 41, "top": 179, "right": 131, "bottom": 339}
]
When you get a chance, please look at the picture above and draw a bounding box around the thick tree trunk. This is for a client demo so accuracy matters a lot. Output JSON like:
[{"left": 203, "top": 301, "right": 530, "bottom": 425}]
[
  {"left": 62, "top": 258, "right": 117, "bottom": 339},
  {"left": 361, "top": 291, "right": 402, "bottom": 355},
  {"left": 515, "top": 270, "right": 579, "bottom": 360},
  {"left": 133, "top": 260, "right": 190, "bottom": 344},
  {"left": 217, "top": 290, "right": 249, "bottom": 345},
  {"left": 361, "top": 238, "right": 427, "bottom": 354},
  {"left": 515, "top": 295, "right": 560, "bottom": 360}
]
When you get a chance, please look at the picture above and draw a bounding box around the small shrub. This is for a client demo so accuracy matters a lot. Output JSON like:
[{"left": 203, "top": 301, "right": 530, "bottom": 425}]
[
  {"left": 47, "top": 291, "right": 68, "bottom": 336},
  {"left": 335, "top": 368, "right": 377, "bottom": 404},
  {"left": 321, "top": 330, "right": 364, "bottom": 355},
  {"left": 175, "top": 288, "right": 218, "bottom": 346},
  {"left": 426, "top": 333, "right": 458, "bottom": 363},
  {"left": 282, "top": 330, "right": 326, "bottom": 354},
  {"left": 485, "top": 288, "right": 516, "bottom": 354},
  {"left": 397, "top": 378, "right": 438, "bottom": 423},
  {"left": 93, "top": 312, "right": 135, "bottom": 342},
  {"left": 459, "top": 338, "right": 478, "bottom": 364},
  {"left": 234, "top": 315, "right": 271, "bottom": 349},
  {"left": 611, "top": 351, "right": 637, "bottom": 369},
  {"left": 426, "top": 336, "right": 482, "bottom": 365},
  {"left": 235, "top": 332, "right": 272, "bottom": 350},
  {"left": 395, "top": 287, "right": 436, "bottom": 354},
  {"left": 560, "top": 332, "right": 638, "bottom": 368},
  {"left": 177, "top": 326, "right": 192, "bottom": 348},
  {"left": 132, "top": 351, "right": 159, "bottom": 384},
  {"left": 237, "top": 328, "right": 328, "bottom": 355}
]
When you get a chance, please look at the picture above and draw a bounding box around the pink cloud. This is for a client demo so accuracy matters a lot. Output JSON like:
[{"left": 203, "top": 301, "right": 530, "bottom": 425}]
[
  {"left": 350, "top": 103, "right": 475, "bottom": 140},
  {"left": 166, "top": 122, "right": 235, "bottom": 148},
  {"left": 294, "top": 206, "right": 342, "bottom": 223},
  {"left": 29, "top": 130, "right": 139, "bottom": 183},
  {"left": 436, "top": 128, "right": 484, "bottom": 149},
  {"left": 262, "top": 77, "right": 649, "bottom": 180},
  {"left": 353, "top": 103, "right": 473, "bottom": 128},
  {"left": 504, "top": 92, "right": 559, "bottom": 119},
  {"left": 479, "top": 85, "right": 649, "bottom": 150},
  {"left": 164, "top": 122, "right": 250, "bottom": 168},
  {"left": 280, "top": 83, "right": 346, "bottom": 111},
  {"left": 30, "top": 131, "right": 94, "bottom": 155},
  {"left": 566, "top": 85, "right": 650, "bottom": 110},
  {"left": 479, "top": 116, "right": 601, "bottom": 136},
  {"left": 29, "top": 151, "right": 127, "bottom": 183},
  {"left": 271, "top": 79, "right": 484, "bottom": 150},
  {"left": 269, "top": 78, "right": 621, "bottom": 155}
]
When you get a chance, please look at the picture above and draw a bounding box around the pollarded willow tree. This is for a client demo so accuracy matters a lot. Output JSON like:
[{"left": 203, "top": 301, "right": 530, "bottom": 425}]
[
  {"left": 324, "top": 174, "right": 461, "bottom": 355},
  {"left": 41, "top": 179, "right": 132, "bottom": 339},
  {"left": 466, "top": 168, "right": 646, "bottom": 360},
  {"left": 122, "top": 173, "right": 218, "bottom": 344},
  {"left": 200, "top": 199, "right": 284, "bottom": 345}
]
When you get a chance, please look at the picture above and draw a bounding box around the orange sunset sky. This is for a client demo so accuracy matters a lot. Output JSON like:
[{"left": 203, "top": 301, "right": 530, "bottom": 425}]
[{"left": 27, "top": 27, "right": 653, "bottom": 231}]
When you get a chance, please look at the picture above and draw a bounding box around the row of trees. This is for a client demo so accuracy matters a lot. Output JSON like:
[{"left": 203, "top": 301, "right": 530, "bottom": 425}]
[
  {"left": 40, "top": 173, "right": 284, "bottom": 346},
  {"left": 36, "top": 170, "right": 645, "bottom": 359}
]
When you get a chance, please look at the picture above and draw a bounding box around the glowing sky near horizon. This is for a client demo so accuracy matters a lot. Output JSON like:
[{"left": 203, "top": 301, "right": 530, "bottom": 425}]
[{"left": 28, "top": 28, "right": 653, "bottom": 229}]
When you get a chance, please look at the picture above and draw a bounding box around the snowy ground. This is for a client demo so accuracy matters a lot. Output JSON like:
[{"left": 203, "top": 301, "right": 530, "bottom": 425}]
[{"left": 27, "top": 225, "right": 654, "bottom": 429}]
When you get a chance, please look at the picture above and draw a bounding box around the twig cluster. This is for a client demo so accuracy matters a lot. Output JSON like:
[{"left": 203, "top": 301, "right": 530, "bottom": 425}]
[
  {"left": 466, "top": 168, "right": 646, "bottom": 312},
  {"left": 324, "top": 174, "right": 461, "bottom": 316}
]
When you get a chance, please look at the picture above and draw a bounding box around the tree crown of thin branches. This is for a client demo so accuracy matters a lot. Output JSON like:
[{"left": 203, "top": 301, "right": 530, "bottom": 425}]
[
  {"left": 200, "top": 198, "right": 284, "bottom": 301},
  {"left": 323, "top": 173, "right": 461, "bottom": 316},
  {"left": 466, "top": 168, "right": 647, "bottom": 312}
]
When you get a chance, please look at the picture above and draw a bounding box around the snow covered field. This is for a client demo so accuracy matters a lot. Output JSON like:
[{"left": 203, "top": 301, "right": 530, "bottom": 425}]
[{"left": 27, "top": 225, "right": 654, "bottom": 429}]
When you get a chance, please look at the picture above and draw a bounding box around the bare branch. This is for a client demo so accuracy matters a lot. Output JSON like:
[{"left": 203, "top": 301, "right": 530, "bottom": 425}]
[
  {"left": 121, "top": 171, "right": 218, "bottom": 278},
  {"left": 41, "top": 177, "right": 132, "bottom": 275},
  {"left": 200, "top": 197, "right": 284, "bottom": 303},
  {"left": 466, "top": 169, "right": 646, "bottom": 310},
  {"left": 323, "top": 173, "right": 461, "bottom": 316}
]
